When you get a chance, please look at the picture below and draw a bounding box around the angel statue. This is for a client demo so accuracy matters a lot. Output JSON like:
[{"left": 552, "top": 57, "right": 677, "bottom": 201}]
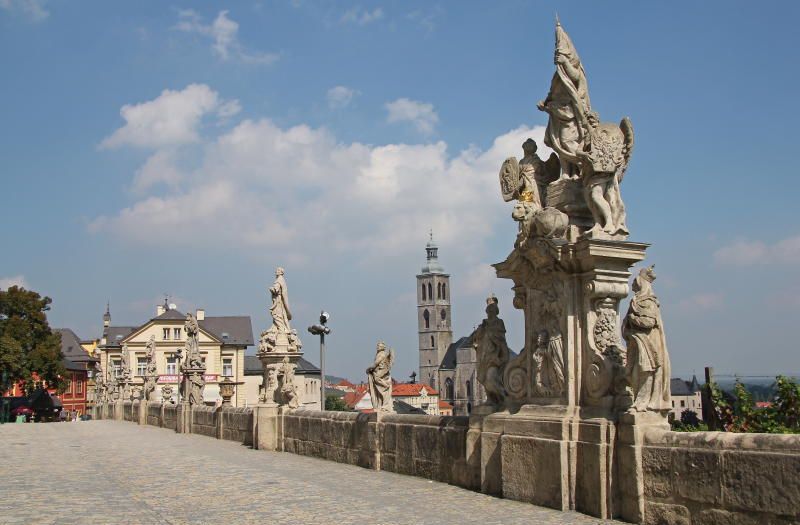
[
  {"left": 367, "top": 342, "right": 394, "bottom": 413},
  {"left": 269, "top": 267, "right": 292, "bottom": 333},
  {"left": 622, "top": 266, "right": 671, "bottom": 413},
  {"left": 537, "top": 19, "right": 633, "bottom": 238}
]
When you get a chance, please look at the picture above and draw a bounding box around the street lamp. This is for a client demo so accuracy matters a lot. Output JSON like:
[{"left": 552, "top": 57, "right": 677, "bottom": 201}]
[{"left": 308, "top": 311, "right": 331, "bottom": 410}]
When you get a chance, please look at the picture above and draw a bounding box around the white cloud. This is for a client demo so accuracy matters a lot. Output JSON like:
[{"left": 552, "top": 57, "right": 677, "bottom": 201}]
[
  {"left": 100, "top": 84, "right": 236, "bottom": 149},
  {"left": 0, "top": 275, "right": 28, "bottom": 290},
  {"left": 385, "top": 98, "right": 439, "bottom": 135},
  {"left": 340, "top": 7, "right": 384, "bottom": 25},
  {"left": 174, "top": 10, "right": 279, "bottom": 65},
  {"left": 713, "top": 235, "right": 800, "bottom": 266},
  {"left": 90, "top": 89, "right": 550, "bottom": 273},
  {"left": 0, "top": 0, "right": 48, "bottom": 21},
  {"left": 327, "top": 86, "right": 358, "bottom": 109},
  {"left": 131, "top": 150, "right": 183, "bottom": 194},
  {"left": 676, "top": 292, "right": 724, "bottom": 313}
]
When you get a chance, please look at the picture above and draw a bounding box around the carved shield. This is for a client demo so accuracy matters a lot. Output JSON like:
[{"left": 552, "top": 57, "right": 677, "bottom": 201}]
[{"left": 499, "top": 156, "right": 521, "bottom": 202}]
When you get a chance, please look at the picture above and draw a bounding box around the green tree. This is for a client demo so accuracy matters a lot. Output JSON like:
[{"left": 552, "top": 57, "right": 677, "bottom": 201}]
[
  {"left": 0, "top": 286, "right": 65, "bottom": 395},
  {"left": 325, "top": 394, "right": 349, "bottom": 411}
]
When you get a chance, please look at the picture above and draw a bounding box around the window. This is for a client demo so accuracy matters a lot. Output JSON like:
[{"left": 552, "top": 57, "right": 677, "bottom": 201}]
[
  {"left": 163, "top": 328, "right": 170, "bottom": 340},
  {"left": 445, "top": 378, "right": 454, "bottom": 400},
  {"left": 437, "top": 282, "right": 442, "bottom": 299},
  {"left": 680, "top": 400, "right": 685, "bottom": 408},
  {"left": 442, "top": 283, "right": 446, "bottom": 300},
  {"left": 166, "top": 355, "right": 177, "bottom": 375},
  {"left": 222, "top": 358, "right": 233, "bottom": 377},
  {"left": 467, "top": 402, "right": 472, "bottom": 414},
  {"left": 430, "top": 335, "right": 434, "bottom": 348},
  {"left": 423, "top": 309, "right": 430, "bottom": 329},
  {"left": 173, "top": 328, "right": 181, "bottom": 340},
  {"left": 112, "top": 359, "right": 122, "bottom": 378},
  {"left": 466, "top": 380, "right": 473, "bottom": 399},
  {"left": 137, "top": 357, "right": 147, "bottom": 377},
  {"left": 77, "top": 377, "right": 83, "bottom": 394},
  {"left": 422, "top": 283, "right": 426, "bottom": 301},
  {"left": 440, "top": 309, "right": 446, "bottom": 321},
  {"left": 427, "top": 283, "right": 432, "bottom": 300}
]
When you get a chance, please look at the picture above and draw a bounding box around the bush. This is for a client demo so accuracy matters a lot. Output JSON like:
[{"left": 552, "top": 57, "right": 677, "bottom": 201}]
[{"left": 706, "top": 376, "right": 800, "bottom": 434}]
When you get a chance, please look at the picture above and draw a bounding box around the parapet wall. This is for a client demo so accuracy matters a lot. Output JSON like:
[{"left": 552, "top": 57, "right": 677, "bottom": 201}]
[
  {"left": 92, "top": 402, "right": 800, "bottom": 524},
  {"left": 641, "top": 429, "right": 800, "bottom": 524}
]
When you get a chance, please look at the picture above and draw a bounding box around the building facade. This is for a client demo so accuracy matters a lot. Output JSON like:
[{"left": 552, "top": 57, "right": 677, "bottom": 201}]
[
  {"left": 670, "top": 376, "right": 703, "bottom": 421},
  {"left": 416, "top": 236, "right": 484, "bottom": 415},
  {"left": 97, "top": 302, "right": 253, "bottom": 406},
  {"left": 242, "top": 355, "right": 322, "bottom": 410}
]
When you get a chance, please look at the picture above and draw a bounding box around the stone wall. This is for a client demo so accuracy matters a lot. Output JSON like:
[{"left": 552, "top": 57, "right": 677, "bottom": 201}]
[
  {"left": 641, "top": 429, "right": 800, "bottom": 524},
  {"left": 162, "top": 404, "right": 177, "bottom": 430},
  {"left": 147, "top": 402, "right": 162, "bottom": 426},
  {"left": 123, "top": 401, "right": 133, "bottom": 421},
  {"left": 191, "top": 406, "right": 218, "bottom": 438},
  {"left": 281, "top": 410, "right": 480, "bottom": 491},
  {"left": 220, "top": 407, "right": 254, "bottom": 446}
]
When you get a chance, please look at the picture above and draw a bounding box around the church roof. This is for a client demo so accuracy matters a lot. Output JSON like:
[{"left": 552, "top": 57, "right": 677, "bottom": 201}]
[{"left": 439, "top": 336, "right": 473, "bottom": 370}]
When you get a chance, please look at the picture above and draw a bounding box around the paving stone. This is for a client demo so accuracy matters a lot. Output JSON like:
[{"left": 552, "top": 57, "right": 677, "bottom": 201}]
[{"left": 0, "top": 421, "right": 622, "bottom": 524}]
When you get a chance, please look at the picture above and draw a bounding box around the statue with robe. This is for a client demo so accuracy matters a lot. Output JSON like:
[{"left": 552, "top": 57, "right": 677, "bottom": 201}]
[
  {"left": 474, "top": 296, "right": 511, "bottom": 407},
  {"left": 367, "top": 342, "right": 394, "bottom": 412},
  {"left": 144, "top": 335, "right": 158, "bottom": 401},
  {"left": 280, "top": 356, "right": 300, "bottom": 409},
  {"left": 622, "top": 266, "right": 671, "bottom": 413},
  {"left": 183, "top": 313, "right": 203, "bottom": 368},
  {"left": 532, "top": 330, "right": 565, "bottom": 397},
  {"left": 269, "top": 267, "right": 292, "bottom": 334}
]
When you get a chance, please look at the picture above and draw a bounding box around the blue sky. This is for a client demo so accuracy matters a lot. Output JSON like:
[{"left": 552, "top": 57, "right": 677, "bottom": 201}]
[{"left": 2, "top": 1, "right": 799, "bottom": 381}]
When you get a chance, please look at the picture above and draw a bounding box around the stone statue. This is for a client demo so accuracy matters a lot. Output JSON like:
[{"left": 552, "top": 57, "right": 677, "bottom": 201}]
[
  {"left": 537, "top": 20, "right": 633, "bottom": 238},
  {"left": 622, "top": 266, "right": 671, "bottom": 413},
  {"left": 269, "top": 267, "right": 292, "bottom": 334},
  {"left": 532, "top": 329, "right": 565, "bottom": 397},
  {"left": 183, "top": 313, "right": 202, "bottom": 368},
  {"left": 279, "top": 356, "right": 300, "bottom": 409},
  {"left": 367, "top": 342, "right": 394, "bottom": 413},
  {"left": 182, "top": 370, "right": 205, "bottom": 406},
  {"left": 119, "top": 343, "right": 132, "bottom": 380},
  {"left": 473, "top": 296, "right": 511, "bottom": 407},
  {"left": 259, "top": 365, "right": 280, "bottom": 404},
  {"left": 143, "top": 335, "right": 158, "bottom": 401}
]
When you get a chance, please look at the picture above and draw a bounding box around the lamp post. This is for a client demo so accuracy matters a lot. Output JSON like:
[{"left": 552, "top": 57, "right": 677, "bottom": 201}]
[{"left": 308, "top": 311, "right": 331, "bottom": 410}]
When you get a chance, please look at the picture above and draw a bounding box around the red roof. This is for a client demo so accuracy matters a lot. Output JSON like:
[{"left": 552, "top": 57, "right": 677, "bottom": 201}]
[
  {"left": 393, "top": 383, "right": 438, "bottom": 397},
  {"left": 336, "top": 379, "right": 356, "bottom": 388},
  {"left": 343, "top": 391, "right": 366, "bottom": 408},
  {"left": 438, "top": 401, "right": 452, "bottom": 409}
]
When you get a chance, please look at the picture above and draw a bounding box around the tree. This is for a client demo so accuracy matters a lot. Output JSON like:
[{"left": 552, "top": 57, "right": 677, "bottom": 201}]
[
  {"left": 0, "top": 286, "right": 65, "bottom": 395},
  {"left": 325, "top": 394, "right": 349, "bottom": 411}
]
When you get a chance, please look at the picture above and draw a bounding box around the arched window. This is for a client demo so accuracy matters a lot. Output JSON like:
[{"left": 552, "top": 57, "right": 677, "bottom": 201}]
[
  {"left": 440, "top": 309, "right": 446, "bottom": 321},
  {"left": 423, "top": 309, "right": 430, "bottom": 329},
  {"left": 422, "top": 283, "right": 426, "bottom": 301},
  {"left": 466, "top": 380, "right": 473, "bottom": 399},
  {"left": 430, "top": 335, "right": 434, "bottom": 348},
  {"left": 442, "top": 283, "right": 447, "bottom": 300},
  {"left": 467, "top": 402, "right": 472, "bottom": 414},
  {"left": 445, "top": 378, "right": 454, "bottom": 400},
  {"left": 427, "top": 283, "right": 432, "bottom": 300},
  {"left": 437, "top": 282, "right": 442, "bottom": 299}
]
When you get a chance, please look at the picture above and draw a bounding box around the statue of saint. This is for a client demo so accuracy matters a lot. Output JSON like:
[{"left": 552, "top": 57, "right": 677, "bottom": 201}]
[
  {"left": 622, "top": 266, "right": 671, "bottom": 413},
  {"left": 120, "top": 343, "right": 132, "bottom": 380},
  {"left": 474, "top": 296, "right": 511, "bottom": 407},
  {"left": 532, "top": 330, "right": 565, "bottom": 396},
  {"left": 183, "top": 313, "right": 203, "bottom": 368},
  {"left": 144, "top": 335, "right": 158, "bottom": 401},
  {"left": 280, "top": 357, "right": 300, "bottom": 409},
  {"left": 269, "top": 267, "right": 292, "bottom": 333},
  {"left": 367, "top": 342, "right": 394, "bottom": 412},
  {"left": 187, "top": 371, "right": 205, "bottom": 406}
]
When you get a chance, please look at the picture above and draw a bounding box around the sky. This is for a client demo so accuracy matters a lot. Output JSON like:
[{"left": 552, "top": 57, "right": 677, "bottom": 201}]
[{"left": 1, "top": 1, "right": 799, "bottom": 381}]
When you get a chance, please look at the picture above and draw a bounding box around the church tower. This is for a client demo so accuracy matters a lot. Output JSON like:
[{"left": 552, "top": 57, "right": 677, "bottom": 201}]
[{"left": 417, "top": 232, "right": 453, "bottom": 388}]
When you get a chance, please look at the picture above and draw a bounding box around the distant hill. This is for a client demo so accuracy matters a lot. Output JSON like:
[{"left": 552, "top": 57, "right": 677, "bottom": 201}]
[{"left": 325, "top": 374, "right": 350, "bottom": 385}]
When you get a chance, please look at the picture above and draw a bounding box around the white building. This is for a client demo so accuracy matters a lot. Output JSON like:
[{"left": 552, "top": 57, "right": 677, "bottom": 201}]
[
  {"left": 670, "top": 376, "right": 703, "bottom": 421},
  {"left": 242, "top": 355, "right": 322, "bottom": 410},
  {"left": 97, "top": 302, "right": 252, "bottom": 406}
]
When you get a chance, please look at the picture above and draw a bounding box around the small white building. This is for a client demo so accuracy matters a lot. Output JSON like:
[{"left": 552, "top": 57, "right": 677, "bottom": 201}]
[{"left": 670, "top": 376, "right": 703, "bottom": 421}]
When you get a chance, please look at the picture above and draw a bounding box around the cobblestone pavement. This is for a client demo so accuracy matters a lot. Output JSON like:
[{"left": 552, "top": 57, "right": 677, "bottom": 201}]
[{"left": 0, "top": 421, "right": 622, "bottom": 525}]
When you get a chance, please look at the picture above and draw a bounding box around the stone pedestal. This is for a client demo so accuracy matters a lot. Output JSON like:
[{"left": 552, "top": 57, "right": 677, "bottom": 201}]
[
  {"left": 488, "top": 237, "right": 648, "bottom": 519},
  {"left": 257, "top": 351, "right": 302, "bottom": 408},
  {"left": 177, "top": 402, "right": 192, "bottom": 434},
  {"left": 254, "top": 405, "right": 283, "bottom": 451}
]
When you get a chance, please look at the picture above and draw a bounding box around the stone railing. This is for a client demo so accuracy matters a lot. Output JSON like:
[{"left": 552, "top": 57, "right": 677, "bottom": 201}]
[{"left": 92, "top": 401, "right": 800, "bottom": 524}]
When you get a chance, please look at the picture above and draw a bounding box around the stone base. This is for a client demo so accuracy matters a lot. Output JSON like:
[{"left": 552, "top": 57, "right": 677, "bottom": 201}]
[
  {"left": 479, "top": 405, "right": 619, "bottom": 519},
  {"left": 254, "top": 404, "right": 284, "bottom": 451},
  {"left": 177, "top": 403, "right": 192, "bottom": 434}
]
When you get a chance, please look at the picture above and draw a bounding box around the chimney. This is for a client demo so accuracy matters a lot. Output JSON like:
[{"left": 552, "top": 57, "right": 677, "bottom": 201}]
[
  {"left": 196, "top": 308, "right": 205, "bottom": 321},
  {"left": 156, "top": 304, "right": 165, "bottom": 316}
]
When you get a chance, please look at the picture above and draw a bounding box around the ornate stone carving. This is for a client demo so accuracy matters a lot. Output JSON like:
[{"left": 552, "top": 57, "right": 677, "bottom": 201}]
[
  {"left": 537, "top": 20, "right": 633, "bottom": 239},
  {"left": 622, "top": 266, "right": 671, "bottom": 413},
  {"left": 531, "top": 329, "right": 565, "bottom": 397},
  {"left": 367, "top": 341, "right": 394, "bottom": 412},
  {"left": 259, "top": 364, "right": 280, "bottom": 404},
  {"left": 120, "top": 343, "right": 132, "bottom": 381},
  {"left": 161, "top": 385, "right": 175, "bottom": 404},
  {"left": 473, "top": 296, "right": 511, "bottom": 407}
]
